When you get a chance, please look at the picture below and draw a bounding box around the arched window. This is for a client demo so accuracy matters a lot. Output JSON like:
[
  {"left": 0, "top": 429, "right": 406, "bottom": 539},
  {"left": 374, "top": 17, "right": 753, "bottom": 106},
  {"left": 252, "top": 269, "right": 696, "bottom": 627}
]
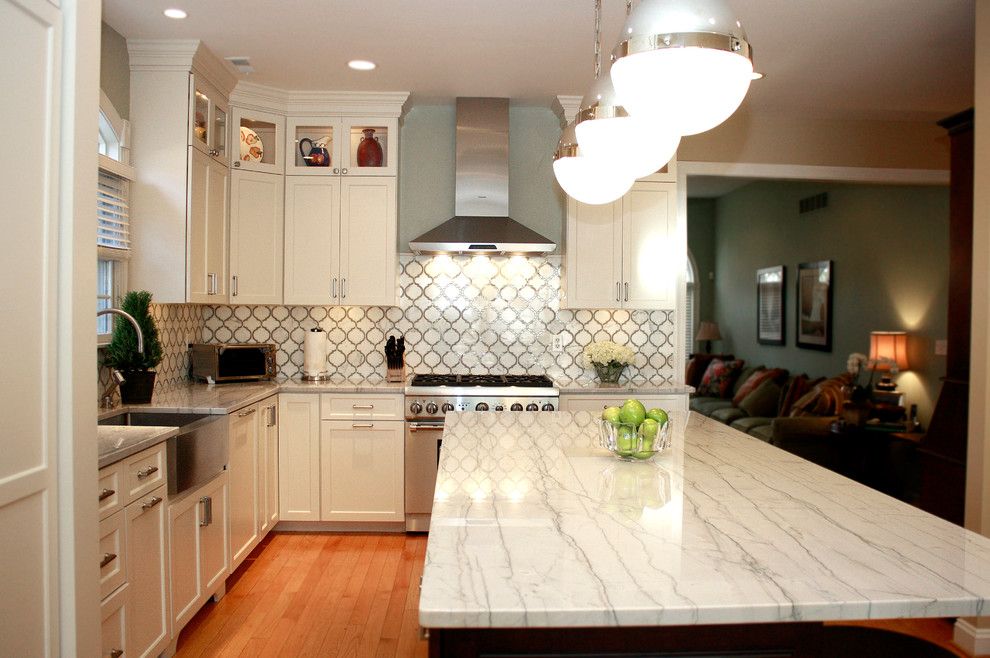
[
  {"left": 97, "top": 92, "right": 133, "bottom": 342},
  {"left": 685, "top": 251, "right": 699, "bottom": 353}
]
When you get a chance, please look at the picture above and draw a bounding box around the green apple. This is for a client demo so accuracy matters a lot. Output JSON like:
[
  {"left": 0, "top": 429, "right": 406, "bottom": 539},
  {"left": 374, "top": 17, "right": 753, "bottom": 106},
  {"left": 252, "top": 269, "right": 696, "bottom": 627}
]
[
  {"left": 615, "top": 425, "right": 637, "bottom": 455},
  {"left": 619, "top": 399, "right": 647, "bottom": 427},
  {"left": 602, "top": 406, "right": 622, "bottom": 424},
  {"left": 646, "top": 408, "right": 669, "bottom": 426},
  {"left": 639, "top": 418, "right": 659, "bottom": 447}
]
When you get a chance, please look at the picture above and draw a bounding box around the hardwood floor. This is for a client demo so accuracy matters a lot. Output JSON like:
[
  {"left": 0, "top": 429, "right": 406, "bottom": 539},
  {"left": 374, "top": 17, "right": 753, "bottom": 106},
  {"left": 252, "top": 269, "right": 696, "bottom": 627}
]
[{"left": 176, "top": 532, "right": 971, "bottom": 658}]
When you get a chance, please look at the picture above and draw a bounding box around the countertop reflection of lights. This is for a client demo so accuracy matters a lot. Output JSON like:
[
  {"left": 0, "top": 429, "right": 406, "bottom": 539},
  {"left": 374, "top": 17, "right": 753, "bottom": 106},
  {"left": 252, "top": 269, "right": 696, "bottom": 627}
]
[
  {"left": 163, "top": 8, "right": 187, "bottom": 19},
  {"left": 348, "top": 59, "right": 377, "bottom": 71}
]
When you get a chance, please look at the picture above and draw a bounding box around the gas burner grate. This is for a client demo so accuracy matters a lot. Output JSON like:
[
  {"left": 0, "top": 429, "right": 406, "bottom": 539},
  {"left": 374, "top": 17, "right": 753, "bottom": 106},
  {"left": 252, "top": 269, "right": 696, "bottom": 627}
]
[{"left": 409, "top": 374, "right": 554, "bottom": 388}]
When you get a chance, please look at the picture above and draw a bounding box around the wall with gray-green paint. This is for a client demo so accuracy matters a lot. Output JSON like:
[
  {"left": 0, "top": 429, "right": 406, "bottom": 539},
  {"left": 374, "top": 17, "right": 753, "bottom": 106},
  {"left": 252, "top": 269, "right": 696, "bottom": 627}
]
[
  {"left": 712, "top": 181, "right": 949, "bottom": 426},
  {"left": 687, "top": 198, "right": 717, "bottom": 327},
  {"left": 398, "top": 103, "right": 565, "bottom": 253},
  {"left": 100, "top": 22, "right": 130, "bottom": 119}
]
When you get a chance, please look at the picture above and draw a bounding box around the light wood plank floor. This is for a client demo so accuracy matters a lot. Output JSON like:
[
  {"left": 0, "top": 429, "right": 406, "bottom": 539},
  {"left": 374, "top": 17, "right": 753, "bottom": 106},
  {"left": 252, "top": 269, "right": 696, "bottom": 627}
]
[{"left": 176, "top": 532, "right": 971, "bottom": 658}]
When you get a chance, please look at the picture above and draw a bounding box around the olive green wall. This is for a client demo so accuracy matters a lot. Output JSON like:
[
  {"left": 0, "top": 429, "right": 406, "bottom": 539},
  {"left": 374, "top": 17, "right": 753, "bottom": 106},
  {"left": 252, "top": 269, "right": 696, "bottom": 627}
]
[
  {"left": 712, "top": 181, "right": 949, "bottom": 426},
  {"left": 398, "top": 104, "right": 565, "bottom": 253},
  {"left": 100, "top": 22, "right": 130, "bottom": 119},
  {"left": 687, "top": 198, "right": 717, "bottom": 327}
]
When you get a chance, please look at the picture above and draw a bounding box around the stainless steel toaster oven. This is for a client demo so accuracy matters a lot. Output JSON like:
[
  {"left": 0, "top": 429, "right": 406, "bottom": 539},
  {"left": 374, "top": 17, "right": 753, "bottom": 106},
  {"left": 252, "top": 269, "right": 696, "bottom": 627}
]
[{"left": 190, "top": 343, "right": 277, "bottom": 383}]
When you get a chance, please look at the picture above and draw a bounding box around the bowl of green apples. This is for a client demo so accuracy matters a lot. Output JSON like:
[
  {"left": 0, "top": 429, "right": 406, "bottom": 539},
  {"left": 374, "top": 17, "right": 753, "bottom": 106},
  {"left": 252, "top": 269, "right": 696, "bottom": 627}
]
[{"left": 598, "top": 399, "right": 671, "bottom": 462}]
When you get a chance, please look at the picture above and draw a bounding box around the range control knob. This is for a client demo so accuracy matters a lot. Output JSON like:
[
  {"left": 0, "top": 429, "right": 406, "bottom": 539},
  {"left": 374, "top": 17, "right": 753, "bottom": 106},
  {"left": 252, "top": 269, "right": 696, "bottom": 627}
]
[
  {"left": 425, "top": 402, "right": 438, "bottom": 415},
  {"left": 542, "top": 403, "right": 555, "bottom": 411},
  {"left": 494, "top": 405, "right": 504, "bottom": 411},
  {"left": 510, "top": 403, "right": 523, "bottom": 411},
  {"left": 475, "top": 402, "right": 489, "bottom": 411},
  {"left": 441, "top": 403, "right": 455, "bottom": 413},
  {"left": 409, "top": 402, "right": 423, "bottom": 414},
  {"left": 526, "top": 403, "right": 539, "bottom": 411}
]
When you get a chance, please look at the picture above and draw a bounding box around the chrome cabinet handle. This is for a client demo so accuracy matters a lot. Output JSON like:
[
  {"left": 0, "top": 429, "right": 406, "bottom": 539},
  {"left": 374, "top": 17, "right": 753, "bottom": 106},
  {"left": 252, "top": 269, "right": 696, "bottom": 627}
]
[
  {"left": 141, "top": 496, "right": 163, "bottom": 511},
  {"left": 136, "top": 466, "right": 159, "bottom": 479},
  {"left": 333, "top": 167, "right": 340, "bottom": 174},
  {"left": 352, "top": 423, "right": 374, "bottom": 428},
  {"left": 268, "top": 405, "right": 277, "bottom": 427},
  {"left": 232, "top": 275, "right": 238, "bottom": 297},
  {"left": 239, "top": 407, "right": 257, "bottom": 417},
  {"left": 616, "top": 282, "right": 621, "bottom": 302},
  {"left": 341, "top": 167, "right": 348, "bottom": 175},
  {"left": 409, "top": 423, "right": 444, "bottom": 432},
  {"left": 341, "top": 278, "right": 347, "bottom": 299},
  {"left": 200, "top": 496, "right": 213, "bottom": 527},
  {"left": 99, "top": 488, "right": 116, "bottom": 502},
  {"left": 109, "top": 649, "right": 124, "bottom": 658},
  {"left": 332, "top": 278, "right": 337, "bottom": 299},
  {"left": 624, "top": 282, "right": 629, "bottom": 301},
  {"left": 100, "top": 552, "right": 117, "bottom": 569},
  {"left": 208, "top": 148, "right": 219, "bottom": 157},
  {"left": 234, "top": 160, "right": 241, "bottom": 168},
  {"left": 352, "top": 404, "right": 374, "bottom": 409}
]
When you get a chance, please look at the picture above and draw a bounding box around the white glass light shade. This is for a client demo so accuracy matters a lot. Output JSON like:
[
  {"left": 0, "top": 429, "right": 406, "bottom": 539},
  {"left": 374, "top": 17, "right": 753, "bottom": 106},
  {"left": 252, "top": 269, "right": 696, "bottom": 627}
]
[
  {"left": 576, "top": 116, "right": 680, "bottom": 179},
  {"left": 611, "top": 0, "right": 754, "bottom": 135},
  {"left": 553, "top": 156, "right": 634, "bottom": 205}
]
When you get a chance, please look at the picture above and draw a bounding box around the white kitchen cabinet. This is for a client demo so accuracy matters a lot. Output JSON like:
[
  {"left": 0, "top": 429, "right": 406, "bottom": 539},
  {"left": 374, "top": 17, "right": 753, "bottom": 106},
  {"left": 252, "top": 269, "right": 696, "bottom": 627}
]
[
  {"left": 283, "top": 176, "right": 396, "bottom": 306},
  {"left": 559, "top": 394, "right": 688, "bottom": 415},
  {"left": 190, "top": 74, "right": 229, "bottom": 160},
  {"left": 285, "top": 115, "right": 398, "bottom": 177},
  {"left": 100, "top": 584, "right": 128, "bottom": 658},
  {"left": 564, "top": 180, "right": 678, "bottom": 310},
  {"left": 125, "top": 484, "right": 169, "bottom": 658},
  {"left": 278, "top": 394, "right": 322, "bottom": 521},
  {"left": 99, "top": 511, "right": 126, "bottom": 600},
  {"left": 229, "top": 169, "right": 284, "bottom": 304},
  {"left": 228, "top": 403, "right": 260, "bottom": 571},
  {"left": 231, "top": 107, "right": 284, "bottom": 174},
  {"left": 188, "top": 147, "right": 230, "bottom": 303},
  {"left": 260, "top": 400, "right": 280, "bottom": 534},
  {"left": 320, "top": 420, "right": 404, "bottom": 522},
  {"left": 169, "top": 472, "right": 228, "bottom": 632}
]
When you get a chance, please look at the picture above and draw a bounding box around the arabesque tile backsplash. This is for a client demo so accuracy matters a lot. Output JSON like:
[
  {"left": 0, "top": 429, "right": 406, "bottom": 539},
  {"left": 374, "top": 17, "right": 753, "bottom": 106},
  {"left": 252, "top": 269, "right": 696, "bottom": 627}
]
[{"left": 102, "top": 255, "right": 676, "bottom": 398}]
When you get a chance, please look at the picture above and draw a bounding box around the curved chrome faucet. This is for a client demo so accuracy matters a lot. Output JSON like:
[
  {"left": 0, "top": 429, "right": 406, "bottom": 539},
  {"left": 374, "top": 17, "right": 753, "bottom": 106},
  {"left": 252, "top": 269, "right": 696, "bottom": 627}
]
[{"left": 97, "top": 308, "right": 145, "bottom": 354}]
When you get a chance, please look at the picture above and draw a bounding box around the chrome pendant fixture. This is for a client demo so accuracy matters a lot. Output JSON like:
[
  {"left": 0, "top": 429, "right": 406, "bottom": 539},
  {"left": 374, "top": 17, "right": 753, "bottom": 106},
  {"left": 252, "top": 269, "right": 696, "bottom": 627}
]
[
  {"left": 610, "top": 0, "right": 755, "bottom": 136},
  {"left": 553, "top": 121, "right": 635, "bottom": 205}
]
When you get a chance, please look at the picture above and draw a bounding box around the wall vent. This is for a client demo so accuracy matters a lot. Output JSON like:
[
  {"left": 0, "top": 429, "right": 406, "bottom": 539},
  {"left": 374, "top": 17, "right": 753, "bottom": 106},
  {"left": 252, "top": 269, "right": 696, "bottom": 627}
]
[
  {"left": 799, "top": 192, "right": 828, "bottom": 214},
  {"left": 225, "top": 56, "right": 254, "bottom": 74}
]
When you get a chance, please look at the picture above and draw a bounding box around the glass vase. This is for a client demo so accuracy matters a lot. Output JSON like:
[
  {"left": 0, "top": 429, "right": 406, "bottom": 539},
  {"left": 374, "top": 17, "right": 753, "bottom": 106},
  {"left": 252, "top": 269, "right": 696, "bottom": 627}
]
[{"left": 594, "top": 362, "right": 626, "bottom": 384}]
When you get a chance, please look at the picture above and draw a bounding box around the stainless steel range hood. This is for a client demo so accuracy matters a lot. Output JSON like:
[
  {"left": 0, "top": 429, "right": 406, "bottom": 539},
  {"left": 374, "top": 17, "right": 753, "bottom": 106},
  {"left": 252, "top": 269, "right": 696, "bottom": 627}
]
[{"left": 408, "top": 98, "right": 556, "bottom": 255}]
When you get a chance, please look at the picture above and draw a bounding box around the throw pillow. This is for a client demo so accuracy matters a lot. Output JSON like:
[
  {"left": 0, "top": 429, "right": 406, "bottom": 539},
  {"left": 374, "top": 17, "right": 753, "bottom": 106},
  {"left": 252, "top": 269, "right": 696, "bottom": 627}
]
[
  {"left": 697, "top": 359, "right": 745, "bottom": 398},
  {"left": 732, "top": 368, "right": 770, "bottom": 406},
  {"left": 778, "top": 375, "right": 812, "bottom": 417},
  {"left": 789, "top": 373, "right": 852, "bottom": 417},
  {"left": 685, "top": 354, "right": 716, "bottom": 389},
  {"left": 738, "top": 379, "right": 783, "bottom": 418},
  {"left": 732, "top": 365, "right": 765, "bottom": 397}
]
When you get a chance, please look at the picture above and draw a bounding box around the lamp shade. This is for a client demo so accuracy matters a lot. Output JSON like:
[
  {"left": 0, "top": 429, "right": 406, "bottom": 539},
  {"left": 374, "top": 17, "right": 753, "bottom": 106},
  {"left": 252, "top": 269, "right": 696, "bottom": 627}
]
[
  {"left": 553, "top": 121, "right": 634, "bottom": 205},
  {"left": 869, "top": 331, "right": 909, "bottom": 371},
  {"left": 610, "top": 0, "right": 754, "bottom": 136},
  {"left": 695, "top": 321, "right": 722, "bottom": 342}
]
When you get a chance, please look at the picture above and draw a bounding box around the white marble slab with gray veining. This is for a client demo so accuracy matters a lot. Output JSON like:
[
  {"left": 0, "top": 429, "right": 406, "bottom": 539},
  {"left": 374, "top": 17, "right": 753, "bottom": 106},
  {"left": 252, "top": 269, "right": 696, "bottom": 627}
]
[
  {"left": 98, "top": 425, "right": 178, "bottom": 469},
  {"left": 557, "top": 382, "right": 693, "bottom": 396},
  {"left": 419, "top": 410, "right": 990, "bottom": 629}
]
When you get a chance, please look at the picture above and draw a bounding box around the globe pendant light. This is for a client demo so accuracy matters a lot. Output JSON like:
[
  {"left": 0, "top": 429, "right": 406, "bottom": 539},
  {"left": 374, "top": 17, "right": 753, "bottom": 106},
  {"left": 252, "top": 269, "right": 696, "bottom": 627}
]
[
  {"left": 575, "top": 65, "right": 680, "bottom": 180},
  {"left": 553, "top": 121, "right": 634, "bottom": 205},
  {"left": 610, "top": 0, "right": 754, "bottom": 136}
]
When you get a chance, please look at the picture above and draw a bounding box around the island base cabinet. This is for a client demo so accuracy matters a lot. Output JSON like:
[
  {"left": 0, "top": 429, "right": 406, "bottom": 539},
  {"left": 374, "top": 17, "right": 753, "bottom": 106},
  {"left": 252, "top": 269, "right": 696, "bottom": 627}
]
[
  {"left": 279, "top": 395, "right": 321, "bottom": 521},
  {"left": 168, "top": 473, "right": 229, "bottom": 633},
  {"left": 100, "top": 584, "right": 127, "bottom": 658},
  {"left": 320, "top": 420, "right": 404, "bottom": 522},
  {"left": 125, "top": 484, "right": 169, "bottom": 658}
]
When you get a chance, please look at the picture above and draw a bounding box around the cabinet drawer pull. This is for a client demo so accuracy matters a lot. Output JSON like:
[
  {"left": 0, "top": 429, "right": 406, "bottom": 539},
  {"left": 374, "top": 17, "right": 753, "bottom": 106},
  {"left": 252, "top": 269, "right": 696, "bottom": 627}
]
[
  {"left": 98, "top": 488, "right": 116, "bottom": 502},
  {"left": 136, "top": 466, "right": 159, "bottom": 479},
  {"left": 352, "top": 404, "right": 375, "bottom": 409},
  {"left": 110, "top": 649, "right": 124, "bottom": 658},
  {"left": 352, "top": 423, "right": 375, "bottom": 429},
  {"left": 616, "top": 281, "right": 621, "bottom": 302},
  {"left": 100, "top": 552, "right": 117, "bottom": 569},
  {"left": 341, "top": 278, "right": 347, "bottom": 299},
  {"left": 238, "top": 407, "right": 257, "bottom": 417},
  {"left": 331, "top": 278, "right": 337, "bottom": 299},
  {"left": 141, "top": 496, "right": 163, "bottom": 511},
  {"left": 200, "top": 496, "right": 213, "bottom": 527},
  {"left": 624, "top": 282, "right": 629, "bottom": 301},
  {"left": 232, "top": 274, "right": 238, "bottom": 297}
]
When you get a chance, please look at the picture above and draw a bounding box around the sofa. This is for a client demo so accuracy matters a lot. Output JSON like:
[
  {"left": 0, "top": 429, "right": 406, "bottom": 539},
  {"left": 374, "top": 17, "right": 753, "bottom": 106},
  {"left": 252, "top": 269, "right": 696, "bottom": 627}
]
[{"left": 686, "top": 354, "right": 852, "bottom": 471}]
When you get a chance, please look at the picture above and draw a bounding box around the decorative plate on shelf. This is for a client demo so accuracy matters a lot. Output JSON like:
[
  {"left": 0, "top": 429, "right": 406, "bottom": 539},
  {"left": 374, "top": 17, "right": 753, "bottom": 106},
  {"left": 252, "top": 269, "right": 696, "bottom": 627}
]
[{"left": 240, "top": 126, "right": 264, "bottom": 162}]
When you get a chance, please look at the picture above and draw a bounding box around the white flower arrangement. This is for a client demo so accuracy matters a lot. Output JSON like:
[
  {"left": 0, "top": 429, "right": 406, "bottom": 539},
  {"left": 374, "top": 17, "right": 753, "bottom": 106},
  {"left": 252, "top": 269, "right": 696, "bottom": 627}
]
[
  {"left": 846, "top": 352, "right": 868, "bottom": 376},
  {"left": 583, "top": 340, "right": 635, "bottom": 367}
]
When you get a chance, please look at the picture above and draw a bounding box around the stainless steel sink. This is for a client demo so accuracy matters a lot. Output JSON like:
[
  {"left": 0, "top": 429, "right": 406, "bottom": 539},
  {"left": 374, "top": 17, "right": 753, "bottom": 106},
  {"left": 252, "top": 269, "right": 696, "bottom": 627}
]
[{"left": 100, "top": 411, "right": 228, "bottom": 497}]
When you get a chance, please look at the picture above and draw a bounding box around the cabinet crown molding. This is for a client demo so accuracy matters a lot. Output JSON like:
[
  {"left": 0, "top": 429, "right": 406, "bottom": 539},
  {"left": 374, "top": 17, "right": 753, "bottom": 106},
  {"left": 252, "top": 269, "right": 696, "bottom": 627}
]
[
  {"left": 127, "top": 39, "right": 239, "bottom": 96},
  {"left": 229, "top": 81, "right": 409, "bottom": 117},
  {"left": 554, "top": 95, "right": 584, "bottom": 125}
]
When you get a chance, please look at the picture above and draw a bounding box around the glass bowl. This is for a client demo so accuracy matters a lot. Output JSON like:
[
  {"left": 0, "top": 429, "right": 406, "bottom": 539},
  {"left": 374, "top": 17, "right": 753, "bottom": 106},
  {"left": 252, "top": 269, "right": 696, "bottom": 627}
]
[{"left": 598, "top": 418, "right": 671, "bottom": 461}]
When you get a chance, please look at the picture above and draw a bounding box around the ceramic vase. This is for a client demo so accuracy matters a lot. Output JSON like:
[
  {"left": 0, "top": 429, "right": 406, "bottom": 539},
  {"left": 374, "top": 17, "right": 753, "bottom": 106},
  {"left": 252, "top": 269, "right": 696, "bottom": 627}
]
[{"left": 356, "top": 128, "right": 384, "bottom": 167}]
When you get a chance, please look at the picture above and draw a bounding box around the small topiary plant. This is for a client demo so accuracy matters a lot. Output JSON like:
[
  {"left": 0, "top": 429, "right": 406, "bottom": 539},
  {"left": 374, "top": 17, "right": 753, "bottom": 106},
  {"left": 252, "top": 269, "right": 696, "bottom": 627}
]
[{"left": 102, "top": 290, "right": 164, "bottom": 372}]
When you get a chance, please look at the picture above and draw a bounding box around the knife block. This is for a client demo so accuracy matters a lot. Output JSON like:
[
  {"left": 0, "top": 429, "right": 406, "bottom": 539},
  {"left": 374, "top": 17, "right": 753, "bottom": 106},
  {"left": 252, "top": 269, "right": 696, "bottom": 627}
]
[{"left": 386, "top": 364, "right": 406, "bottom": 383}]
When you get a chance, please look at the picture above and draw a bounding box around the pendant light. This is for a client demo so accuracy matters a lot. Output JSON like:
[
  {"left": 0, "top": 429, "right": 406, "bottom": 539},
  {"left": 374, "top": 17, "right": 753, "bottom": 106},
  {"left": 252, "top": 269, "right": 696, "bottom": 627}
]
[
  {"left": 553, "top": 121, "right": 635, "bottom": 205},
  {"left": 610, "top": 0, "right": 754, "bottom": 136},
  {"left": 575, "top": 0, "right": 680, "bottom": 180}
]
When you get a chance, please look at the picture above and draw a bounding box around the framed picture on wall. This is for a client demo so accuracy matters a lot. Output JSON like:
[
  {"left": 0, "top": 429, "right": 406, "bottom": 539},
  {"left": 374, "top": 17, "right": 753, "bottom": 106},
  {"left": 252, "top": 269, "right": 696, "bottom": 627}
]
[
  {"left": 756, "top": 265, "right": 785, "bottom": 345},
  {"left": 796, "top": 260, "right": 833, "bottom": 351}
]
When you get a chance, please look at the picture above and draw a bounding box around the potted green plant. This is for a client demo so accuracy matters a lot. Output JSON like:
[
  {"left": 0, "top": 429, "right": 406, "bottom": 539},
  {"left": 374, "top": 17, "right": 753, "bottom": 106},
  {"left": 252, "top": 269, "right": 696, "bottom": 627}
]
[{"left": 102, "top": 290, "right": 163, "bottom": 404}]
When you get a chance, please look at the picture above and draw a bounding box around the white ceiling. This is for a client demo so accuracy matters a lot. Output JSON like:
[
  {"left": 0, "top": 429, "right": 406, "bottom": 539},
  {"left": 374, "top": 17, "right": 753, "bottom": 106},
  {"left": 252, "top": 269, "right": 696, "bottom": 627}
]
[{"left": 102, "top": 0, "right": 975, "bottom": 121}]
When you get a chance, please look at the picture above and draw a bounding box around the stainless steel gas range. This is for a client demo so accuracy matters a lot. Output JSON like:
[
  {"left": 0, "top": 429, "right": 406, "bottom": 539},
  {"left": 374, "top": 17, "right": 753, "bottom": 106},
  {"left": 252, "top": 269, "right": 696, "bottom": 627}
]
[{"left": 403, "top": 374, "right": 559, "bottom": 531}]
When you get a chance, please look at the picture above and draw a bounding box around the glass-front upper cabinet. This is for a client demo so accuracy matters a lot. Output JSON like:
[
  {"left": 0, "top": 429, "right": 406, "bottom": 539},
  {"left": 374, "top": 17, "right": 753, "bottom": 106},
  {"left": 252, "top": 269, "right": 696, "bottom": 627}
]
[
  {"left": 189, "top": 74, "right": 228, "bottom": 162},
  {"left": 284, "top": 116, "right": 397, "bottom": 176},
  {"left": 231, "top": 107, "right": 284, "bottom": 174}
]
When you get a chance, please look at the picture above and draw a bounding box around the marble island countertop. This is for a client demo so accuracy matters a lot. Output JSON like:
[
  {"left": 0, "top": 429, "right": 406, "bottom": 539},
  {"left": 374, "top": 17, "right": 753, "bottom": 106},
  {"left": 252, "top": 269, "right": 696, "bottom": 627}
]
[
  {"left": 419, "top": 411, "right": 990, "bottom": 629},
  {"left": 98, "top": 425, "right": 178, "bottom": 469}
]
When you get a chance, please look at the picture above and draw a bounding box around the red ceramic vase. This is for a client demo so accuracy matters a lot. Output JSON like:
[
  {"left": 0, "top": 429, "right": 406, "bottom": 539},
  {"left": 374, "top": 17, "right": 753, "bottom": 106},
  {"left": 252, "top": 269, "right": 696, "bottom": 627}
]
[{"left": 356, "top": 128, "right": 384, "bottom": 167}]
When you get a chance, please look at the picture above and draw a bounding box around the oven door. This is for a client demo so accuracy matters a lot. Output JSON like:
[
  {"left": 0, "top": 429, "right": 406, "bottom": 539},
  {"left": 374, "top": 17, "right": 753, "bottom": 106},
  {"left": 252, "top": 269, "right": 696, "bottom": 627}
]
[{"left": 404, "top": 421, "right": 444, "bottom": 532}]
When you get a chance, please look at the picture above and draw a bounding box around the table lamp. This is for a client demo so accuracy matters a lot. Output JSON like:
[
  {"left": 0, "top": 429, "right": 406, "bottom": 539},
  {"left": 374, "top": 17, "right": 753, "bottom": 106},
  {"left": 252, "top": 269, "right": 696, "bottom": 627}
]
[
  {"left": 869, "top": 331, "right": 909, "bottom": 391},
  {"left": 696, "top": 321, "right": 722, "bottom": 354}
]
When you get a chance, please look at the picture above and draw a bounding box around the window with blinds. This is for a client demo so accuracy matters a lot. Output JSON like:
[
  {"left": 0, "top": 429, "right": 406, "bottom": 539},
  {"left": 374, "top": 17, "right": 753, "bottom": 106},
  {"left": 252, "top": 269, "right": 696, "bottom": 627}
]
[{"left": 98, "top": 167, "right": 130, "bottom": 250}]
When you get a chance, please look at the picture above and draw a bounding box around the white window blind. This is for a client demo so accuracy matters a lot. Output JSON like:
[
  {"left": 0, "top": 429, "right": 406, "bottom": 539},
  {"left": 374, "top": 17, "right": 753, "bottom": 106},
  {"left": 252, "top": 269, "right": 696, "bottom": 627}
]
[
  {"left": 98, "top": 167, "right": 130, "bottom": 250},
  {"left": 686, "top": 254, "right": 697, "bottom": 353}
]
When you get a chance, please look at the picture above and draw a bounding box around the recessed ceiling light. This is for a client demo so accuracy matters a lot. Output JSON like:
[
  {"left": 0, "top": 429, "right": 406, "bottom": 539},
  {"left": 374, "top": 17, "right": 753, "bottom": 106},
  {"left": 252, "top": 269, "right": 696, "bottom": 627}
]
[
  {"left": 348, "top": 59, "right": 376, "bottom": 71},
  {"left": 163, "top": 8, "right": 187, "bottom": 19}
]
